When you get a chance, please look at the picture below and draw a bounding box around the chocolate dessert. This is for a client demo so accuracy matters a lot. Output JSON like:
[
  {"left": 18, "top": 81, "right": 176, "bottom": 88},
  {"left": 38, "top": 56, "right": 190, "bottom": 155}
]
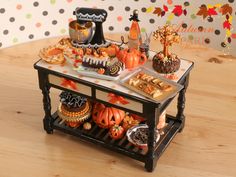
[
  {"left": 153, "top": 52, "right": 180, "bottom": 74},
  {"left": 59, "top": 91, "right": 87, "bottom": 112},
  {"left": 152, "top": 25, "right": 181, "bottom": 74}
]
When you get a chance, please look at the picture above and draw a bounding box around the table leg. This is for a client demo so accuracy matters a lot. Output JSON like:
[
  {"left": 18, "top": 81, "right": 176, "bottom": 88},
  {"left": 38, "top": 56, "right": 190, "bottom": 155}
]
[
  {"left": 144, "top": 104, "right": 159, "bottom": 172},
  {"left": 176, "top": 73, "right": 190, "bottom": 132},
  {"left": 38, "top": 72, "right": 53, "bottom": 134}
]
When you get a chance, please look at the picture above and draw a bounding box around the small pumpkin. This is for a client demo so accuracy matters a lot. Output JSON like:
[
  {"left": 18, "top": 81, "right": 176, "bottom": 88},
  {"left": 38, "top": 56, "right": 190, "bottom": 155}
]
[
  {"left": 109, "top": 125, "right": 125, "bottom": 140},
  {"left": 92, "top": 103, "right": 125, "bottom": 129},
  {"left": 117, "top": 48, "right": 147, "bottom": 69}
]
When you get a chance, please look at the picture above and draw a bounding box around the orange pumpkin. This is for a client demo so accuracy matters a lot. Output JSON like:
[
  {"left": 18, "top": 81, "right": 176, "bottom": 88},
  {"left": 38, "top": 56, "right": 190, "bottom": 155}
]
[
  {"left": 109, "top": 125, "right": 125, "bottom": 140},
  {"left": 92, "top": 103, "right": 125, "bottom": 129},
  {"left": 117, "top": 48, "right": 147, "bottom": 69}
]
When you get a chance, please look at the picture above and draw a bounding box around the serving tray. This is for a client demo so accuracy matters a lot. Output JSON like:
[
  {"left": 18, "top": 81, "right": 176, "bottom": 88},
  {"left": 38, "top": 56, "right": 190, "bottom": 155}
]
[{"left": 120, "top": 67, "right": 183, "bottom": 103}]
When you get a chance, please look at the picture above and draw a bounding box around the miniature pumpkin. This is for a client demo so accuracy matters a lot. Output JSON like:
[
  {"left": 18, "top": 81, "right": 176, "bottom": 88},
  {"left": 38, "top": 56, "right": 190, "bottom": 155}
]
[
  {"left": 117, "top": 48, "right": 147, "bottom": 69},
  {"left": 109, "top": 125, "right": 125, "bottom": 140},
  {"left": 92, "top": 103, "right": 125, "bottom": 129},
  {"left": 122, "top": 115, "right": 140, "bottom": 131}
]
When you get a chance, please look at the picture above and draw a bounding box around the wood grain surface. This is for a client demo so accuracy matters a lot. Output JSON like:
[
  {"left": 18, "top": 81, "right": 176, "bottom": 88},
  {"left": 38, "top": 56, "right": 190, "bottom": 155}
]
[{"left": 0, "top": 34, "right": 235, "bottom": 177}]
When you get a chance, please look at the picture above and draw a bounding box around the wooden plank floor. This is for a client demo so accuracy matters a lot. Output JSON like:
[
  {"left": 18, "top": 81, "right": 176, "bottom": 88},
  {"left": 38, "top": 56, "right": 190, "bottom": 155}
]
[{"left": 0, "top": 34, "right": 235, "bottom": 177}]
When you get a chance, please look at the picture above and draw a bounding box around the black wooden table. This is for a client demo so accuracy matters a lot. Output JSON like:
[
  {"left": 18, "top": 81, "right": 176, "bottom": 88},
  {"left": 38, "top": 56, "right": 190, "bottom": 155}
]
[{"left": 34, "top": 52, "right": 193, "bottom": 172}]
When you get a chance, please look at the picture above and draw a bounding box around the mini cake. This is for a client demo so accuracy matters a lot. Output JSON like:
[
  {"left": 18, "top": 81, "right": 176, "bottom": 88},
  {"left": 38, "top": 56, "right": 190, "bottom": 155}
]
[
  {"left": 82, "top": 48, "right": 111, "bottom": 69},
  {"left": 152, "top": 25, "right": 181, "bottom": 74},
  {"left": 57, "top": 91, "right": 92, "bottom": 127},
  {"left": 153, "top": 52, "right": 180, "bottom": 74},
  {"left": 81, "top": 48, "right": 124, "bottom": 77}
]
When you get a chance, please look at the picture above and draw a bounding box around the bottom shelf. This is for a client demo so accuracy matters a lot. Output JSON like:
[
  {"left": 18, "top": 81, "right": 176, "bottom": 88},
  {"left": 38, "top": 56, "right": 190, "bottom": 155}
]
[{"left": 52, "top": 112, "right": 182, "bottom": 163}]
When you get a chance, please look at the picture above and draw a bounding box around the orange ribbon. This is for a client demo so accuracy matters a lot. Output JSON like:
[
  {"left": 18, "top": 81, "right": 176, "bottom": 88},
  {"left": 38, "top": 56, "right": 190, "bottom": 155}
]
[
  {"left": 108, "top": 93, "right": 129, "bottom": 105},
  {"left": 61, "top": 78, "right": 77, "bottom": 90}
]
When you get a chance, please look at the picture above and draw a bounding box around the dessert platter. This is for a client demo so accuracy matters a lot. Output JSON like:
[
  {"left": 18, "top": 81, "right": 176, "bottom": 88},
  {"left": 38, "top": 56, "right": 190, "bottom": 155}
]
[
  {"left": 120, "top": 67, "right": 183, "bottom": 103},
  {"left": 34, "top": 7, "right": 194, "bottom": 172}
]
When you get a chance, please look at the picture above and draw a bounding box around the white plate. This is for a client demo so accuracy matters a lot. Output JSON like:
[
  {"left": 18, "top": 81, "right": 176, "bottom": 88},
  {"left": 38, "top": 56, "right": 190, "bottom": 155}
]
[{"left": 126, "top": 124, "right": 160, "bottom": 148}]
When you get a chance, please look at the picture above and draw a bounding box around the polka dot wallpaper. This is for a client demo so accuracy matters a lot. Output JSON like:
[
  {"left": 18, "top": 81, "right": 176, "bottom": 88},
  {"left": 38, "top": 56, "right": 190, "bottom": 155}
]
[{"left": 0, "top": 0, "right": 235, "bottom": 55}]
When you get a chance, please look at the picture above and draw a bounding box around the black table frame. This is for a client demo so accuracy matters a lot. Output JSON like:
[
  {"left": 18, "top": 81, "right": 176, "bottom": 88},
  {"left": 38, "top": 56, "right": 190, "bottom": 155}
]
[{"left": 34, "top": 60, "right": 193, "bottom": 172}]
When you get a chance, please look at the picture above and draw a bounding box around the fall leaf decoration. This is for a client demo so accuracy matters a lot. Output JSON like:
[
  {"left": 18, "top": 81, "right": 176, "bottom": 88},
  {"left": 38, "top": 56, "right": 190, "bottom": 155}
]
[
  {"left": 196, "top": 5, "right": 218, "bottom": 19},
  {"left": 208, "top": 7, "right": 218, "bottom": 16},
  {"left": 153, "top": 5, "right": 168, "bottom": 17},
  {"left": 223, "top": 20, "right": 231, "bottom": 30},
  {"left": 172, "top": 5, "right": 187, "bottom": 16},
  {"left": 196, "top": 5, "right": 208, "bottom": 19},
  {"left": 221, "top": 4, "right": 232, "bottom": 15}
]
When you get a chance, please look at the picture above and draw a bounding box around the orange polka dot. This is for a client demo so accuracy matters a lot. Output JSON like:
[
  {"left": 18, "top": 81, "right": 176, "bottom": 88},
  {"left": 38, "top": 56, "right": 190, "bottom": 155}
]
[
  {"left": 67, "top": 0, "right": 73, "bottom": 2},
  {"left": 16, "top": 4, "right": 22, "bottom": 10},
  {"left": 117, "top": 16, "right": 123, "bottom": 22},
  {"left": 167, "top": 0, "right": 173, "bottom": 5},
  {"left": 36, "top": 22, "right": 41, "bottom": 28},
  {"left": 48, "top": 66, "right": 53, "bottom": 69},
  {"left": 63, "top": 70, "right": 68, "bottom": 74},
  {"left": 68, "top": 18, "right": 74, "bottom": 23}
]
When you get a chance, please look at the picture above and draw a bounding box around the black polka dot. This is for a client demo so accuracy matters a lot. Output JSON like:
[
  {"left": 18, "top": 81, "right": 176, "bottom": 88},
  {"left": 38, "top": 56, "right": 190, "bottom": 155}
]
[
  {"left": 215, "top": 30, "right": 220, "bottom": 35},
  {"left": 0, "top": 42, "right": 2, "bottom": 47},
  {"left": 109, "top": 26, "right": 114, "bottom": 31},
  {"left": 44, "top": 31, "right": 50, "bottom": 36},
  {"left": 182, "top": 23, "right": 187, "bottom": 28},
  {"left": 228, "top": 37, "right": 231, "bottom": 43},
  {"left": 134, "top": 0, "right": 139, "bottom": 1},
  {"left": 204, "top": 38, "right": 210, "bottom": 44},
  {"left": 3, "top": 30, "right": 9, "bottom": 35},
  {"left": 184, "top": 1, "right": 190, "bottom": 6},
  {"left": 149, "top": 18, "right": 155, "bottom": 24},
  {"left": 108, "top": 6, "right": 114, "bottom": 11},
  {"left": 33, "top": 1, "right": 39, "bottom": 7},
  {"left": 19, "top": 26, "right": 25, "bottom": 31},
  {"left": 228, "top": 0, "right": 234, "bottom": 3},
  {"left": 52, "top": 20, "right": 57, "bottom": 25},
  {"left": 9, "top": 17, "right": 15, "bottom": 22},
  {"left": 42, "top": 11, "right": 48, "bottom": 16},
  {"left": 221, "top": 42, "right": 227, "bottom": 47},
  {"left": 125, "top": 6, "right": 130, "bottom": 11},
  {"left": 0, "top": 8, "right": 5, "bottom": 13},
  {"left": 29, "top": 34, "right": 34, "bottom": 39},
  {"left": 150, "top": 0, "right": 156, "bottom": 2},
  {"left": 207, "top": 16, "right": 213, "bottom": 22},
  {"left": 198, "top": 26, "right": 204, "bottom": 32},
  {"left": 125, "top": 26, "right": 130, "bottom": 31},
  {"left": 59, "top": 9, "right": 64, "bottom": 14},
  {"left": 141, "top": 8, "right": 146, "bottom": 12}
]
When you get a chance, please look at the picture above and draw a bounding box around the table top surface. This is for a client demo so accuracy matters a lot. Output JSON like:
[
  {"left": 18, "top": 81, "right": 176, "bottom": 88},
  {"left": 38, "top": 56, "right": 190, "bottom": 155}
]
[
  {"left": 0, "top": 34, "right": 236, "bottom": 177},
  {"left": 35, "top": 48, "right": 193, "bottom": 103}
]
